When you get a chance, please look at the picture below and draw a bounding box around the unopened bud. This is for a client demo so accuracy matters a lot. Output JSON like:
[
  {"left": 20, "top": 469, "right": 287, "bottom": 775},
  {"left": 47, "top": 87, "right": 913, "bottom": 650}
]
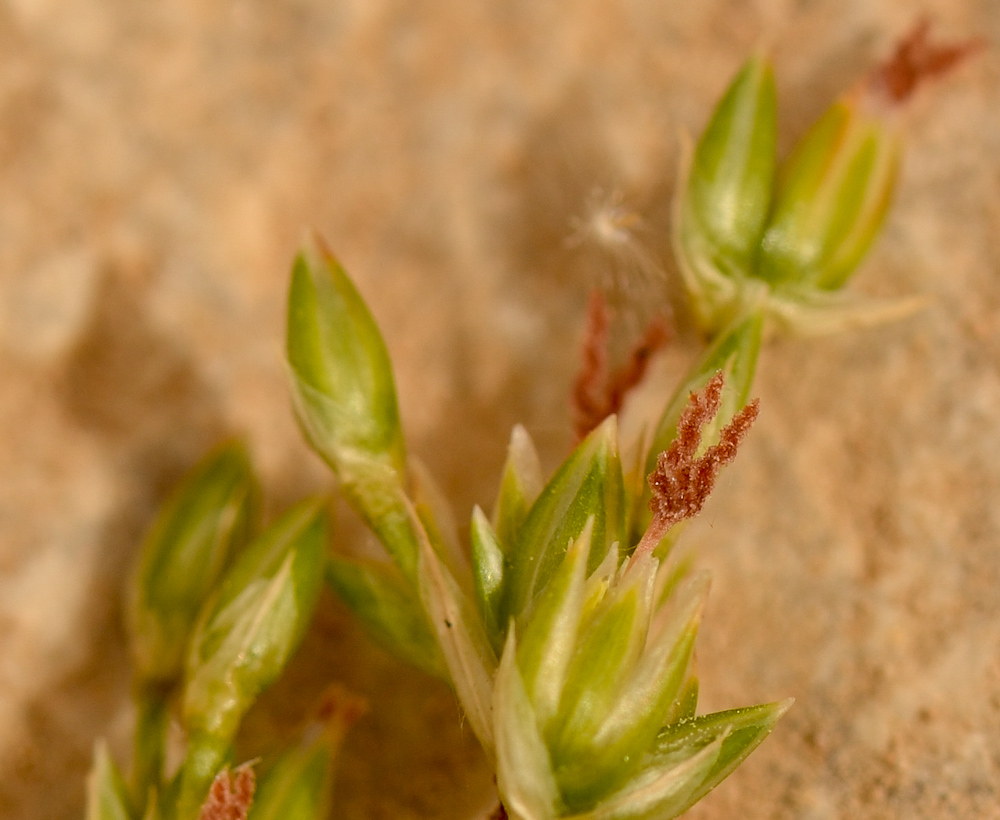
[
  {"left": 127, "top": 441, "right": 258, "bottom": 685},
  {"left": 178, "top": 499, "right": 327, "bottom": 818},
  {"left": 676, "top": 55, "right": 777, "bottom": 331},
  {"left": 758, "top": 97, "right": 900, "bottom": 290},
  {"left": 287, "top": 237, "right": 419, "bottom": 582}
]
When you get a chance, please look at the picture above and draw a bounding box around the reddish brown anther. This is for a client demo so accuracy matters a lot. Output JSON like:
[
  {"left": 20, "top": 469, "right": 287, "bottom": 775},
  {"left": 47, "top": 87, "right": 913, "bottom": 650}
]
[
  {"left": 197, "top": 764, "right": 256, "bottom": 820},
  {"left": 572, "top": 289, "right": 670, "bottom": 441},
  {"left": 572, "top": 290, "right": 612, "bottom": 440},
  {"left": 634, "top": 372, "right": 758, "bottom": 559},
  {"left": 865, "top": 20, "right": 983, "bottom": 105}
]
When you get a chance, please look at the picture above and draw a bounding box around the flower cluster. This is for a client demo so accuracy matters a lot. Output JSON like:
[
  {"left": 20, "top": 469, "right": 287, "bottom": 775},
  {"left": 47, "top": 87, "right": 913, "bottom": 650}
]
[
  {"left": 675, "top": 25, "right": 977, "bottom": 335},
  {"left": 286, "top": 240, "right": 788, "bottom": 820},
  {"left": 85, "top": 26, "right": 975, "bottom": 820}
]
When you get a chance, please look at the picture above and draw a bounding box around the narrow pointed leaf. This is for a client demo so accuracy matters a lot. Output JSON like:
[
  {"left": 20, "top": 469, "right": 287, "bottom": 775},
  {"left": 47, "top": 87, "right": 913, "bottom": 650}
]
[
  {"left": 128, "top": 441, "right": 258, "bottom": 684},
  {"left": 470, "top": 506, "right": 506, "bottom": 654},
  {"left": 767, "top": 282, "right": 928, "bottom": 336},
  {"left": 493, "top": 424, "right": 544, "bottom": 551},
  {"left": 415, "top": 502, "right": 498, "bottom": 754},
  {"left": 651, "top": 699, "right": 793, "bottom": 812},
  {"left": 566, "top": 734, "right": 724, "bottom": 820},
  {"left": 504, "top": 417, "right": 625, "bottom": 624},
  {"left": 326, "top": 554, "right": 446, "bottom": 679},
  {"left": 494, "top": 630, "right": 562, "bottom": 820},
  {"left": 184, "top": 499, "right": 327, "bottom": 744},
  {"left": 86, "top": 741, "right": 134, "bottom": 820},
  {"left": 516, "top": 518, "right": 593, "bottom": 727}
]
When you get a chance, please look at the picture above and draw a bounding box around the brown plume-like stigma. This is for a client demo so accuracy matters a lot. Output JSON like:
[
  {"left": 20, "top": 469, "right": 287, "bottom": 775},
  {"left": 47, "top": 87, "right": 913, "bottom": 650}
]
[
  {"left": 865, "top": 20, "right": 983, "bottom": 105},
  {"left": 572, "top": 289, "right": 670, "bottom": 441},
  {"left": 635, "top": 371, "right": 758, "bottom": 559},
  {"left": 197, "top": 764, "right": 256, "bottom": 820}
]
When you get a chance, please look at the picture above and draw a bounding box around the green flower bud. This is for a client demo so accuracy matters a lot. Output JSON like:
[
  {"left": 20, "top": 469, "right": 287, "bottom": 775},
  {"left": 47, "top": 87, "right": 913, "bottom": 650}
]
[
  {"left": 287, "top": 237, "right": 405, "bottom": 475},
  {"left": 287, "top": 237, "right": 419, "bottom": 583},
  {"left": 758, "top": 97, "right": 900, "bottom": 290},
  {"left": 178, "top": 498, "right": 327, "bottom": 817},
  {"left": 675, "top": 55, "right": 777, "bottom": 332},
  {"left": 86, "top": 741, "right": 134, "bottom": 820},
  {"left": 500, "top": 416, "right": 625, "bottom": 627},
  {"left": 127, "top": 441, "right": 258, "bottom": 684}
]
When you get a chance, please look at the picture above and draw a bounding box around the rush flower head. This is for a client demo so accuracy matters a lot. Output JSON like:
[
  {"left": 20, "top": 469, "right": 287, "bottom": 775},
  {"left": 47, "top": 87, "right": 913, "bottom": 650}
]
[
  {"left": 676, "top": 23, "right": 980, "bottom": 336},
  {"left": 490, "top": 376, "right": 780, "bottom": 820},
  {"left": 283, "top": 241, "right": 789, "bottom": 820}
]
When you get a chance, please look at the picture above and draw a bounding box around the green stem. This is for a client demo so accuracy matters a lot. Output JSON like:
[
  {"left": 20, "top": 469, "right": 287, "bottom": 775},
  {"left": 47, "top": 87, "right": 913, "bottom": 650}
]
[
  {"left": 131, "top": 682, "right": 172, "bottom": 811},
  {"left": 175, "top": 732, "right": 232, "bottom": 820}
]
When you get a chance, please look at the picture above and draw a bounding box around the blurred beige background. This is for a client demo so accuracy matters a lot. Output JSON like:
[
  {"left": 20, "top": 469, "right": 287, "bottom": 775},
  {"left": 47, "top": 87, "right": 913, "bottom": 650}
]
[{"left": 1, "top": 1, "right": 999, "bottom": 818}]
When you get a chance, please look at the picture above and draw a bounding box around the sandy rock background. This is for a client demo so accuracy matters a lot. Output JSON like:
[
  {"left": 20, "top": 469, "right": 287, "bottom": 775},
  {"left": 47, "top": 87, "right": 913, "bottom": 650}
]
[{"left": 1, "top": 1, "right": 999, "bottom": 818}]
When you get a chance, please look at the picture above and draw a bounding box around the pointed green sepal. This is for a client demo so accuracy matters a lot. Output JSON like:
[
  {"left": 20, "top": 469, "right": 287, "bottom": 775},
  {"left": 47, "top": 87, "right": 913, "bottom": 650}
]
[
  {"left": 470, "top": 506, "right": 507, "bottom": 655},
  {"left": 502, "top": 416, "right": 625, "bottom": 625},
  {"left": 127, "top": 441, "right": 258, "bottom": 684},
  {"left": 494, "top": 629, "right": 562, "bottom": 820},
  {"left": 183, "top": 498, "right": 327, "bottom": 744},
  {"left": 415, "top": 501, "right": 498, "bottom": 755},
  {"left": 86, "top": 741, "right": 135, "bottom": 820},
  {"left": 516, "top": 518, "right": 593, "bottom": 728},
  {"left": 676, "top": 54, "right": 777, "bottom": 332},
  {"left": 325, "top": 553, "right": 446, "bottom": 679},
  {"left": 545, "top": 563, "right": 657, "bottom": 811},
  {"left": 663, "top": 664, "right": 699, "bottom": 727},
  {"left": 759, "top": 99, "right": 900, "bottom": 290},
  {"left": 566, "top": 734, "right": 723, "bottom": 820},
  {"left": 649, "top": 698, "right": 794, "bottom": 815},
  {"left": 492, "top": 424, "right": 544, "bottom": 552}
]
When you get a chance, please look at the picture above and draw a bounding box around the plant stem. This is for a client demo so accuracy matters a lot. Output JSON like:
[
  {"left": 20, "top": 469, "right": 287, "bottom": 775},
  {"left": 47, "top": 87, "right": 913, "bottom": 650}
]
[
  {"left": 131, "top": 682, "right": 172, "bottom": 810},
  {"left": 175, "top": 732, "right": 232, "bottom": 820}
]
